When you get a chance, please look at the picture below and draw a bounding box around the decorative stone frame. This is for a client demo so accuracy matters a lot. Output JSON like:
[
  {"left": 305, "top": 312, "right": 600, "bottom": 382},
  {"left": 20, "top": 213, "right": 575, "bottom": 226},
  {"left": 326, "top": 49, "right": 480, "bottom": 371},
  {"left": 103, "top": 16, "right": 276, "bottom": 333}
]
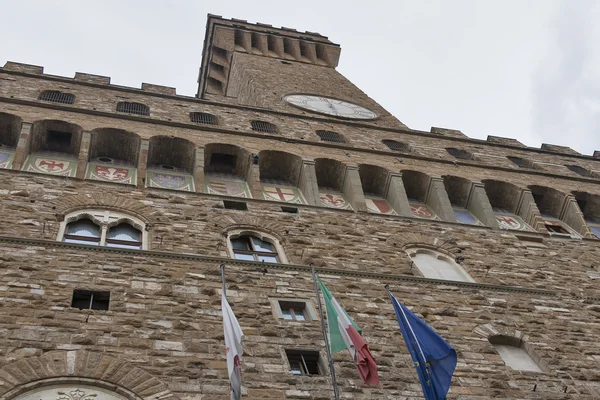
[
  {"left": 405, "top": 247, "right": 475, "bottom": 283},
  {"left": 57, "top": 209, "right": 148, "bottom": 250},
  {"left": 0, "top": 350, "right": 179, "bottom": 400},
  {"left": 474, "top": 324, "right": 549, "bottom": 374},
  {"left": 225, "top": 229, "right": 288, "bottom": 264},
  {"left": 270, "top": 298, "right": 318, "bottom": 321}
]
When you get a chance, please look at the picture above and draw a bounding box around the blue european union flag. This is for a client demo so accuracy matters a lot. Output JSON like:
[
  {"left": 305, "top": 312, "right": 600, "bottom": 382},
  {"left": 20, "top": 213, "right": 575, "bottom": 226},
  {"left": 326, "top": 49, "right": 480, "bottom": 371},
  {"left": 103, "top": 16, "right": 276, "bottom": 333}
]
[{"left": 388, "top": 291, "right": 457, "bottom": 400}]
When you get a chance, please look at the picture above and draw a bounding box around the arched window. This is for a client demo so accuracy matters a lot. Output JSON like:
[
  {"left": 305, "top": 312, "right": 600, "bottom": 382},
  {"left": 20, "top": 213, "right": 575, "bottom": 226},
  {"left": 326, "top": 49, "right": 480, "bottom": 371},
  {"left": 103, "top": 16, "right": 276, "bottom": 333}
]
[
  {"left": 59, "top": 210, "right": 147, "bottom": 250},
  {"left": 489, "top": 336, "right": 542, "bottom": 372},
  {"left": 107, "top": 223, "right": 143, "bottom": 249},
  {"left": 190, "top": 112, "right": 218, "bottom": 125},
  {"left": 116, "top": 102, "right": 150, "bottom": 116},
  {"left": 316, "top": 130, "right": 345, "bottom": 143},
  {"left": 407, "top": 248, "right": 474, "bottom": 282},
  {"left": 251, "top": 120, "right": 278, "bottom": 134},
  {"left": 63, "top": 219, "right": 101, "bottom": 245},
  {"left": 38, "top": 90, "right": 75, "bottom": 104},
  {"left": 227, "top": 231, "right": 287, "bottom": 263}
]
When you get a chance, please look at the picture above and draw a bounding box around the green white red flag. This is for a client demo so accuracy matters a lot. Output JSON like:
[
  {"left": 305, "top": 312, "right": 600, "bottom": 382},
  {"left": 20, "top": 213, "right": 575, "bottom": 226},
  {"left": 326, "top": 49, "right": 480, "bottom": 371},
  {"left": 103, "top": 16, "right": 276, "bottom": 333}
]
[{"left": 317, "top": 276, "right": 379, "bottom": 385}]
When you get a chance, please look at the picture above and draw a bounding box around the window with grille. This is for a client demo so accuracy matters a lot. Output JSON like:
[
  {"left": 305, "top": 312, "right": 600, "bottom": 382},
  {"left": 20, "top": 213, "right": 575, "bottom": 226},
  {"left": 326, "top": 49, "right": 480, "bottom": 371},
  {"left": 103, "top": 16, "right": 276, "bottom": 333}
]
[
  {"left": 316, "top": 130, "right": 345, "bottom": 143},
  {"left": 116, "top": 102, "right": 150, "bottom": 116},
  {"left": 38, "top": 90, "right": 75, "bottom": 104},
  {"left": 190, "top": 112, "right": 218, "bottom": 125},
  {"left": 72, "top": 290, "right": 110, "bottom": 310},
  {"left": 566, "top": 164, "right": 590, "bottom": 177},
  {"left": 383, "top": 139, "right": 410, "bottom": 152},
  {"left": 446, "top": 148, "right": 472, "bottom": 160},
  {"left": 286, "top": 350, "right": 322, "bottom": 375},
  {"left": 251, "top": 120, "right": 278, "bottom": 134}
]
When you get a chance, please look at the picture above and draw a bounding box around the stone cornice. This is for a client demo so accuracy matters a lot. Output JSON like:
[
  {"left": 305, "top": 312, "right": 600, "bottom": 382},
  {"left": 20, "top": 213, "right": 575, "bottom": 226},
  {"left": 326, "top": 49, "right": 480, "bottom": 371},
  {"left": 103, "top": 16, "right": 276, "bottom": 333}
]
[
  {"left": 1, "top": 96, "right": 600, "bottom": 186},
  {"left": 0, "top": 235, "right": 555, "bottom": 296},
  {"left": 0, "top": 69, "right": 597, "bottom": 162}
]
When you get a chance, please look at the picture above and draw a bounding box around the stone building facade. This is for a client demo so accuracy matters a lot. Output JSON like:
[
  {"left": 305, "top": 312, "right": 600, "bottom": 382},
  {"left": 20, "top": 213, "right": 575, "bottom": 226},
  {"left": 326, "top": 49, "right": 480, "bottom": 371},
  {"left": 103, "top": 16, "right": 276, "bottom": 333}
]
[{"left": 0, "top": 14, "right": 600, "bottom": 400}]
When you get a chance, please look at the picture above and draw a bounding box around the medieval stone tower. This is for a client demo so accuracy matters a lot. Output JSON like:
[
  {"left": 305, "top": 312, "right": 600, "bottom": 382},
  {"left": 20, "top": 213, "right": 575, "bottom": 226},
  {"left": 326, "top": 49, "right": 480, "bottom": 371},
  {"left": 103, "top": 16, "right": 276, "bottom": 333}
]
[{"left": 0, "top": 13, "right": 599, "bottom": 399}]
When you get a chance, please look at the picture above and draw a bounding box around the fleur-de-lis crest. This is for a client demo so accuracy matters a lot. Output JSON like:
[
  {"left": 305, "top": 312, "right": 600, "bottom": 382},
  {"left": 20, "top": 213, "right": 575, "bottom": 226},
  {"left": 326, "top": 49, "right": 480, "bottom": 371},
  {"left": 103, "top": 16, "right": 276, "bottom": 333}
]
[{"left": 57, "top": 389, "right": 98, "bottom": 400}]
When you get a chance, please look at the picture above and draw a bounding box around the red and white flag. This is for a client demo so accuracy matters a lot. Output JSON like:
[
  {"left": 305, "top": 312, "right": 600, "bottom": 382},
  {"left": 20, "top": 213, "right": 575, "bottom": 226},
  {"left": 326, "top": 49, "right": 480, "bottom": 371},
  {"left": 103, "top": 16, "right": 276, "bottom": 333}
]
[
  {"left": 222, "top": 290, "right": 244, "bottom": 400},
  {"left": 317, "top": 276, "right": 379, "bottom": 385}
]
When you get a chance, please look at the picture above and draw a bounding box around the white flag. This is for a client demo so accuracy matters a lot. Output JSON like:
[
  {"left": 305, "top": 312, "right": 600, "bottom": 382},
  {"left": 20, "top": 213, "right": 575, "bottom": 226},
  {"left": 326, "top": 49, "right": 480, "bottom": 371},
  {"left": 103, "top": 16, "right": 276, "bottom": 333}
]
[{"left": 222, "top": 290, "right": 244, "bottom": 400}]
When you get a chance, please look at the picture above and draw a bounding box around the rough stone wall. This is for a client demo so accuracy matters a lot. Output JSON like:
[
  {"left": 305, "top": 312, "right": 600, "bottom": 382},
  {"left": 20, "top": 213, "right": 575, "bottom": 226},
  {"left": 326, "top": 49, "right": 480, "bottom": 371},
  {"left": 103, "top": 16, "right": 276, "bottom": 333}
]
[
  {"left": 0, "top": 238, "right": 599, "bottom": 399},
  {"left": 1, "top": 33, "right": 600, "bottom": 399}
]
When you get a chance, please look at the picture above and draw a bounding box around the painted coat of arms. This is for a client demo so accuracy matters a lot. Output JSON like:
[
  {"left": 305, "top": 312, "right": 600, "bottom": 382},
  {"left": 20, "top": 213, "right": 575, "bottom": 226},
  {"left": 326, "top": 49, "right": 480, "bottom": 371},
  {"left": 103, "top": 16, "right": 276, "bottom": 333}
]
[{"left": 365, "top": 198, "right": 397, "bottom": 215}]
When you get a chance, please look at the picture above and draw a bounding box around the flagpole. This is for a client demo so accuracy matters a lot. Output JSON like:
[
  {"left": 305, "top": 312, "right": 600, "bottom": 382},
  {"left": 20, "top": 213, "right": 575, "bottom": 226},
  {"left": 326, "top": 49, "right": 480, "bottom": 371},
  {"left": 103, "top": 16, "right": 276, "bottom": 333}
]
[
  {"left": 221, "top": 263, "right": 227, "bottom": 297},
  {"left": 312, "top": 265, "right": 340, "bottom": 400}
]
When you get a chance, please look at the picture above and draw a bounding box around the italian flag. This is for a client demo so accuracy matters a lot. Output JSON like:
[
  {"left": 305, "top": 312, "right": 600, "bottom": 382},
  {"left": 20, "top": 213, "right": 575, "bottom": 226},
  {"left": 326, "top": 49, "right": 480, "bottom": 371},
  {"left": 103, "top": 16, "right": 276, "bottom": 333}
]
[{"left": 317, "top": 277, "right": 380, "bottom": 385}]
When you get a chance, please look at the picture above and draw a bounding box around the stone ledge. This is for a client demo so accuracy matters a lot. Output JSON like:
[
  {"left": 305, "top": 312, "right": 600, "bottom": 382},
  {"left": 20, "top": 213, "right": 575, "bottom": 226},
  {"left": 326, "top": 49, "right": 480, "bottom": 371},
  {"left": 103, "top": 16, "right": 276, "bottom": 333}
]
[{"left": 0, "top": 235, "right": 555, "bottom": 296}]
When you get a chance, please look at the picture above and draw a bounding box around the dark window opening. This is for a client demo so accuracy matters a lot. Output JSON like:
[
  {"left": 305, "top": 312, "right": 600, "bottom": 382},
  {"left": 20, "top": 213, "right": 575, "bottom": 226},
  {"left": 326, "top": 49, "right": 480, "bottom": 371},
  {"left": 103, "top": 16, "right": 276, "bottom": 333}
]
[
  {"left": 72, "top": 290, "right": 110, "bottom": 310},
  {"left": 532, "top": 193, "right": 544, "bottom": 208},
  {"left": 223, "top": 200, "right": 248, "bottom": 210},
  {"left": 267, "top": 36, "right": 277, "bottom": 52},
  {"left": 545, "top": 222, "right": 570, "bottom": 235},
  {"left": 316, "top": 130, "right": 344, "bottom": 143},
  {"left": 299, "top": 42, "right": 309, "bottom": 58},
  {"left": 281, "top": 206, "right": 299, "bottom": 213},
  {"left": 279, "top": 301, "right": 309, "bottom": 321},
  {"left": 446, "top": 148, "right": 472, "bottom": 160},
  {"left": 315, "top": 44, "right": 326, "bottom": 61},
  {"left": 577, "top": 198, "right": 588, "bottom": 213},
  {"left": 566, "top": 164, "right": 590, "bottom": 177},
  {"left": 286, "top": 350, "right": 321, "bottom": 375},
  {"left": 234, "top": 30, "right": 244, "bottom": 47},
  {"left": 251, "top": 120, "right": 278, "bottom": 134},
  {"left": 190, "top": 112, "right": 218, "bottom": 125},
  {"left": 283, "top": 38, "right": 294, "bottom": 55},
  {"left": 507, "top": 156, "right": 529, "bottom": 168},
  {"left": 251, "top": 32, "right": 260, "bottom": 49},
  {"left": 116, "top": 102, "right": 149, "bottom": 116},
  {"left": 39, "top": 90, "right": 75, "bottom": 104},
  {"left": 46, "top": 130, "right": 73, "bottom": 150},
  {"left": 208, "top": 153, "right": 237, "bottom": 174}
]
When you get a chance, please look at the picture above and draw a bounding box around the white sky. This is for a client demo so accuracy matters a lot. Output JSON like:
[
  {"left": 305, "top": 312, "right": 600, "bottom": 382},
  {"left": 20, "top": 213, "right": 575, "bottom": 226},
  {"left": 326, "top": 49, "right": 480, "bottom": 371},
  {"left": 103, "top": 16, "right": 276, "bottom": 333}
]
[{"left": 2, "top": 0, "right": 600, "bottom": 155}]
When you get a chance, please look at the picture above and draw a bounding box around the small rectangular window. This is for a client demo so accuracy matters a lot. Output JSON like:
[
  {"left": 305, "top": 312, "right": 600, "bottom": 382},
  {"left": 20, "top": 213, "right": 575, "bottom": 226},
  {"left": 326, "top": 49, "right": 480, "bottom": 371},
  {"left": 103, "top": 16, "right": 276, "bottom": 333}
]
[
  {"left": 223, "top": 200, "right": 248, "bottom": 211},
  {"left": 279, "top": 301, "right": 308, "bottom": 321},
  {"left": 285, "top": 350, "right": 322, "bottom": 375},
  {"left": 72, "top": 290, "right": 110, "bottom": 310},
  {"left": 281, "top": 206, "right": 299, "bottom": 213}
]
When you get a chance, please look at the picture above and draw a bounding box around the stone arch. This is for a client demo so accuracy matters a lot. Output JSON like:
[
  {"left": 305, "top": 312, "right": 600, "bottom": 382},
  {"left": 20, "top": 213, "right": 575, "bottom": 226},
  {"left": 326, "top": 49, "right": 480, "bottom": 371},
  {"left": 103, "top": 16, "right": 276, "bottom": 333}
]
[
  {"left": 30, "top": 120, "right": 83, "bottom": 156},
  {"left": 213, "top": 214, "right": 288, "bottom": 243},
  {"left": 442, "top": 175, "right": 473, "bottom": 208},
  {"left": 358, "top": 164, "right": 389, "bottom": 197},
  {"left": 573, "top": 191, "right": 600, "bottom": 238},
  {"left": 89, "top": 128, "right": 141, "bottom": 165},
  {"left": 529, "top": 185, "right": 585, "bottom": 237},
  {"left": 442, "top": 175, "right": 492, "bottom": 226},
  {"left": 482, "top": 179, "right": 540, "bottom": 232},
  {"left": 51, "top": 194, "right": 153, "bottom": 224},
  {"left": 315, "top": 158, "right": 346, "bottom": 191},
  {"left": 0, "top": 350, "right": 179, "bottom": 400},
  {"left": 401, "top": 169, "right": 431, "bottom": 202},
  {"left": 404, "top": 246, "right": 475, "bottom": 282},
  {"left": 258, "top": 150, "right": 303, "bottom": 186},
  {"left": 204, "top": 143, "right": 251, "bottom": 179},
  {"left": 148, "top": 136, "right": 196, "bottom": 173},
  {"left": 482, "top": 180, "right": 525, "bottom": 213},
  {"left": 0, "top": 112, "right": 22, "bottom": 149}
]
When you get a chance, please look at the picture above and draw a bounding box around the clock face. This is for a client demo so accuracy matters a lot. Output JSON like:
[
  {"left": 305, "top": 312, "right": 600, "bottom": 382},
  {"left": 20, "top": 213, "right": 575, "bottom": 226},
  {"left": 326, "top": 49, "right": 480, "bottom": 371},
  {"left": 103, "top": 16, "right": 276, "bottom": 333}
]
[{"left": 284, "top": 94, "right": 378, "bottom": 120}]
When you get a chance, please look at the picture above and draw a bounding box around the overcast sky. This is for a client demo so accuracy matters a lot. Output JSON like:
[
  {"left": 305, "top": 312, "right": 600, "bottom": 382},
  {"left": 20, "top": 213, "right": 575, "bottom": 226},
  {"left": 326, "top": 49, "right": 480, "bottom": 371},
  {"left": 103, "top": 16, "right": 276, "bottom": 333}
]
[{"left": 2, "top": 0, "right": 600, "bottom": 155}]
